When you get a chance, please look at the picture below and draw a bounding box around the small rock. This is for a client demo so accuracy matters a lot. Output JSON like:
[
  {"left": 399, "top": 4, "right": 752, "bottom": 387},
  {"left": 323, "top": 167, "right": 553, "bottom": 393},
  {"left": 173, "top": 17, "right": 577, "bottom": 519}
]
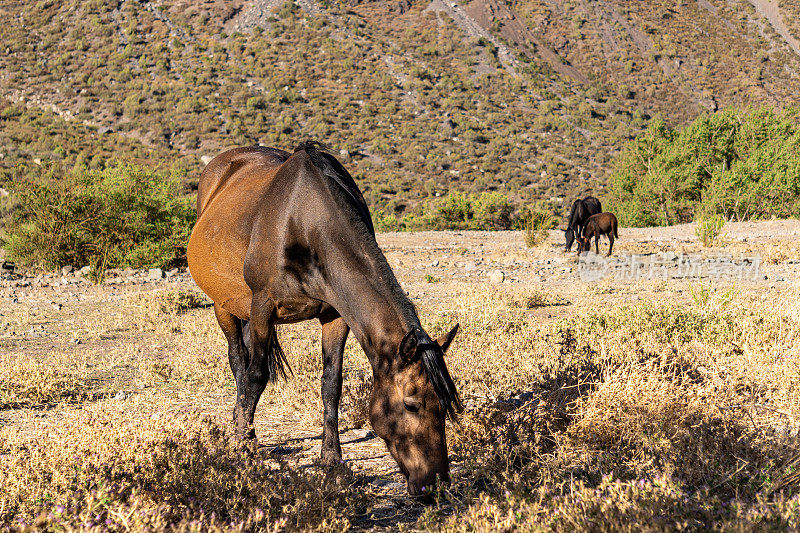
[
  {"left": 148, "top": 268, "right": 164, "bottom": 280},
  {"left": 339, "top": 149, "right": 350, "bottom": 159},
  {"left": 79, "top": 265, "right": 92, "bottom": 276},
  {"left": 0, "top": 187, "right": 8, "bottom": 197},
  {"left": 431, "top": 260, "right": 440, "bottom": 267},
  {"left": 201, "top": 155, "right": 214, "bottom": 165},
  {"left": 464, "top": 261, "right": 477, "bottom": 271},
  {"left": 115, "top": 391, "right": 127, "bottom": 401},
  {"left": 51, "top": 302, "right": 62, "bottom": 311},
  {"left": 489, "top": 270, "right": 505, "bottom": 283},
  {"left": 166, "top": 268, "right": 179, "bottom": 278}
]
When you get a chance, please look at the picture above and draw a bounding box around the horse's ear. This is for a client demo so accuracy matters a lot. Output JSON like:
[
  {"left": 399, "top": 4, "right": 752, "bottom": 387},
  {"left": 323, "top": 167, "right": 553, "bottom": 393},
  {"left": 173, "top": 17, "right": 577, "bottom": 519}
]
[
  {"left": 398, "top": 329, "right": 418, "bottom": 364},
  {"left": 436, "top": 323, "right": 459, "bottom": 354}
]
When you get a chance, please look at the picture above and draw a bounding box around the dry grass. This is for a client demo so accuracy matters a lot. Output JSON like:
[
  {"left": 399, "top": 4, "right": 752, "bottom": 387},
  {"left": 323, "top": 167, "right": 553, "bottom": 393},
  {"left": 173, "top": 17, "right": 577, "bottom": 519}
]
[
  {"left": 0, "top": 413, "right": 362, "bottom": 531},
  {"left": 2, "top": 263, "right": 800, "bottom": 529}
]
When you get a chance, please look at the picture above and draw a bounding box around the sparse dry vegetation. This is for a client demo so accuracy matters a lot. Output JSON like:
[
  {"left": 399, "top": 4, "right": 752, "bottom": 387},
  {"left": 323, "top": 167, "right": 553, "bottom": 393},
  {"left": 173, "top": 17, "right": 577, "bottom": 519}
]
[
  {"left": 2, "top": 226, "right": 800, "bottom": 530},
  {"left": 3, "top": 0, "right": 799, "bottom": 225}
]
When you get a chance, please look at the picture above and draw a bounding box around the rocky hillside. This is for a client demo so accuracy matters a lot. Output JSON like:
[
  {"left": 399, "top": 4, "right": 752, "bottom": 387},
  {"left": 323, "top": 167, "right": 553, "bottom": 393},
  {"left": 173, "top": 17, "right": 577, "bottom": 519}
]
[{"left": 1, "top": 0, "right": 799, "bottom": 216}]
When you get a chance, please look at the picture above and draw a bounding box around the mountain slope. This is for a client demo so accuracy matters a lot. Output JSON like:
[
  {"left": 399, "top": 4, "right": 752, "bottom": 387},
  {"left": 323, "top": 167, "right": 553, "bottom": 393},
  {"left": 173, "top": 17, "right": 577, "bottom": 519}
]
[{"left": 1, "top": 0, "right": 799, "bottom": 217}]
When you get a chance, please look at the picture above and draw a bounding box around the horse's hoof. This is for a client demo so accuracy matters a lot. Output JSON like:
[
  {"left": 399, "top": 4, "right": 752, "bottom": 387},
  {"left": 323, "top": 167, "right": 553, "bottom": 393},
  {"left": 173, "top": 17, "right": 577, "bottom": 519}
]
[{"left": 318, "top": 451, "right": 344, "bottom": 468}]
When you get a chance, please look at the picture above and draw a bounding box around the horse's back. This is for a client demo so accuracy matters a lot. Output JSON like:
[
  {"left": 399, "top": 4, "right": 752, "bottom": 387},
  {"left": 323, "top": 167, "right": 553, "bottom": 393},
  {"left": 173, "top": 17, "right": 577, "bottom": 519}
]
[
  {"left": 586, "top": 212, "right": 617, "bottom": 234},
  {"left": 583, "top": 196, "right": 602, "bottom": 216},
  {"left": 189, "top": 146, "right": 290, "bottom": 319}
]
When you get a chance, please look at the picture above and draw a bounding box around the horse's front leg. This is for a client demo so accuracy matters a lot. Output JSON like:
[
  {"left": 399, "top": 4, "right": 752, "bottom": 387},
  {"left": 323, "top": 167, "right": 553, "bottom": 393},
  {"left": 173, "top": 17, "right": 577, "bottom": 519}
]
[{"left": 319, "top": 314, "right": 349, "bottom": 466}]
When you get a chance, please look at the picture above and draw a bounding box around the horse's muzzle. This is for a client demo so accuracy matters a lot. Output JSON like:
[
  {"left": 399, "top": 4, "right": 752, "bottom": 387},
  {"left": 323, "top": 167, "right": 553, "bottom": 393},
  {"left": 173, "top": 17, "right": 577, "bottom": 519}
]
[{"left": 407, "top": 471, "right": 450, "bottom": 499}]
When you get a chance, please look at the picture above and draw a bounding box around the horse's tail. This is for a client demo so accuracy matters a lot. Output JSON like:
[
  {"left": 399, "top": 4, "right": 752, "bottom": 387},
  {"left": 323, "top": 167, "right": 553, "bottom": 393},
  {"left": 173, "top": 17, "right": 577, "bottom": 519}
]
[
  {"left": 266, "top": 325, "right": 292, "bottom": 382},
  {"left": 241, "top": 320, "right": 291, "bottom": 381}
]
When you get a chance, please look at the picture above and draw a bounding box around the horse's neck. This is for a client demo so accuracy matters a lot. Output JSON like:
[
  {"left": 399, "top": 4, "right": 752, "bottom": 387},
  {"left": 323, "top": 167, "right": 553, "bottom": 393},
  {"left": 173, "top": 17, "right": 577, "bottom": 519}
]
[{"left": 322, "top": 236, "right": 419, "bottom": 370}]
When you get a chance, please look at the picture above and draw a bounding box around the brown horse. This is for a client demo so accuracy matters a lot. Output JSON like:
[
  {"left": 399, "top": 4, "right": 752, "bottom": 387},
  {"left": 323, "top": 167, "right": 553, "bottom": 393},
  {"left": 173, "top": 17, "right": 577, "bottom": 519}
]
[
  {"left": 577, "top": 212, "right": 618, "bottom": 256},
  {"left": 187, "top": 142, "right": 461, "bottom": 496}
]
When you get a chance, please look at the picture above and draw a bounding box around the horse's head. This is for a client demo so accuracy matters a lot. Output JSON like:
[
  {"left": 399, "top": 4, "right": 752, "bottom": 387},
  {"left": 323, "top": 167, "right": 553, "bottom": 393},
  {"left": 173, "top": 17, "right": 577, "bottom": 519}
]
[
  {"left": 564, "top": 227, "right": 575, "bottom": 251},
  {"left": 369, "top": 324, "right": 460, "bottom": 497},
  {"left": 576, "top": 236, "right": 590, "bottom": 253}
]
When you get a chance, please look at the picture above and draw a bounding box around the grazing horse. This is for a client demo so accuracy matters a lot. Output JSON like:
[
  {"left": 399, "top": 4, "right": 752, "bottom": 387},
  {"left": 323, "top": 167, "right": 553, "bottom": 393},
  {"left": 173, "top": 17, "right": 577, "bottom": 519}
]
[
  {"left": 564, "top": 196, "right": 602, "bottom": 251},
  {"left": 187, "top": 142, "right": 461, "bottom": 496},
  {"left": 577, "top": 212, "right": 618, "bottom": 256}
]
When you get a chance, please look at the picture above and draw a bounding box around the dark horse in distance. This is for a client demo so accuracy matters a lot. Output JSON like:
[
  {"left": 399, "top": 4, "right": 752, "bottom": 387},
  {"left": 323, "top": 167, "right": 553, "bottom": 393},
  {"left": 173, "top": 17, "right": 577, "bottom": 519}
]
[
  {"left": 187, "top": 142, "right": 461, "bottom": 496},
  {"left": 564, "top": 196, "right": 602, "bottom": 251}
]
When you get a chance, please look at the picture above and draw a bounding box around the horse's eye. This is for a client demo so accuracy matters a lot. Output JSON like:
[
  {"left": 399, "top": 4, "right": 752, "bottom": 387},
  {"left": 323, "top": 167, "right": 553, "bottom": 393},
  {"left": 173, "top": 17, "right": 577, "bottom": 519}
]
[{"left": 403, "top": 398, "right": 421, "bottom": 413}]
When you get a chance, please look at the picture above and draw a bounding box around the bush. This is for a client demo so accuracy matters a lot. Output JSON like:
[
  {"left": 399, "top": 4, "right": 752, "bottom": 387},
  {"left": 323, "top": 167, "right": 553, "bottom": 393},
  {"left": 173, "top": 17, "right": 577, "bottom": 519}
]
[
  {"left": 5, "top": 163, "right": 195, "bottom": 271},
  {"left": 695, "top": 213, "right": 725, "bottom": 247},
  {"left": 609, "top": 107, "right": 800, "bottom": 226},
  {"left": 372, "top": 192, "right": 520, "bottom": 231},
  {"left": 522, "top": 211, "right": 555, "bottom": 247}
]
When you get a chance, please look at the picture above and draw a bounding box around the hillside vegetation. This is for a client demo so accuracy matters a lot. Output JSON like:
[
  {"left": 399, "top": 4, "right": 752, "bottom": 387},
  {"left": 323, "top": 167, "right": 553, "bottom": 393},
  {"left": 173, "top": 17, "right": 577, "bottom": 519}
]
[
  {"left": 609, "top": 106, "right": 800, "bottom": 226},
  {"left": 2, "top": 0, "right": 800, "bottom": 220}
]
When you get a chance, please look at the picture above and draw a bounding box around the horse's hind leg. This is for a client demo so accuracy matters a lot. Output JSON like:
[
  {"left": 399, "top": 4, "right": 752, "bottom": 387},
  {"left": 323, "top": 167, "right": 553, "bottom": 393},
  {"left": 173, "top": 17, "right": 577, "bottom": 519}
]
[
  {"left": 214, "top": 304, "right": 252, "bottom": 437},
  {"left": 238, "top": 292, "right": 290, "bottom": 440},
  {"left": 607, "top": 232, "right": 614, "bottom": 256},
  {"left": 319, "top": 314, "right": 349, "bottom": 466}
]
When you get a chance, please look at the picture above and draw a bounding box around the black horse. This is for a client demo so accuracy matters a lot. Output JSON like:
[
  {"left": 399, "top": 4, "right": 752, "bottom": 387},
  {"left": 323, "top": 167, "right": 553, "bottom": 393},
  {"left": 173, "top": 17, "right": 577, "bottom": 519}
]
[
  {"left": 187, "top": 142, "right": 460, "bottom": 497},
  {"left": 564, "top": 196, "right": 602, "bottom": 251}
]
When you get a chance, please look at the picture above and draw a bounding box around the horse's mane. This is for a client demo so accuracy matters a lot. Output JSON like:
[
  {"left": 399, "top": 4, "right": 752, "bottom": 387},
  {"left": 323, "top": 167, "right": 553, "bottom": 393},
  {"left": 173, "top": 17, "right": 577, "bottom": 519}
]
[
  {"left": 294, "top": 141, "right": 375, "bottom": 235},
  {"left": 417, "top": 338, "right": 462, "bottom": 421}
]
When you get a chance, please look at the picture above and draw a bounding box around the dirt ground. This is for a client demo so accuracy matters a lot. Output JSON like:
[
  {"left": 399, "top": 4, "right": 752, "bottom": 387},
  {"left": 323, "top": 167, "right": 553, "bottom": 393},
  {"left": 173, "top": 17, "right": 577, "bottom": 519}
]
[{"left": 2, "top": 219, "right": 800, "bottom": 528}]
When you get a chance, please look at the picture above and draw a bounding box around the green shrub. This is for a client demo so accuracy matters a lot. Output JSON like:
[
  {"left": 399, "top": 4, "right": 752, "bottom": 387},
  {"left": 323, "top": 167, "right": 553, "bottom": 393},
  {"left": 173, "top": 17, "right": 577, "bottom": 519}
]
[
  {"left": 609, "top": 107, "right": 800, "bottom": 226},
  {"left": 695, "top": 213, "right": 725, "bottom": 247},
  {"left": 372, "top": 192, "right": 520, "bottom": 231},
  {"left": 472, "top": 191, "right": 516, "bottom": 230},
  {"left": 419, "top": 191, "right": 519, "bottom": 230},
  {"left": 5, "top": 163, "right": 195, "bottom": 271}
]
